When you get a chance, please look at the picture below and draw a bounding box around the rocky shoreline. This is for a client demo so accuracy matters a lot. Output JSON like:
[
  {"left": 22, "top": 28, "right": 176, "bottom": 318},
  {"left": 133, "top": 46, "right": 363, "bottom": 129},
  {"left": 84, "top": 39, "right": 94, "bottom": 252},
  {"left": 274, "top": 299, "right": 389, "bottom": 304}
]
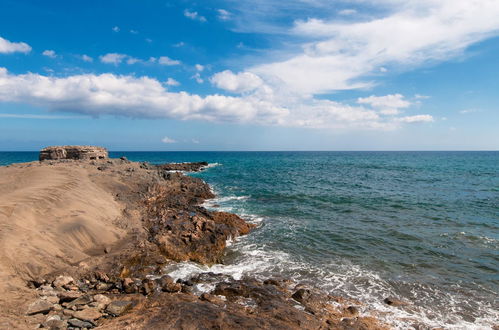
[{"left": 0, "top": 153, "right": 388, "bottom": 329}]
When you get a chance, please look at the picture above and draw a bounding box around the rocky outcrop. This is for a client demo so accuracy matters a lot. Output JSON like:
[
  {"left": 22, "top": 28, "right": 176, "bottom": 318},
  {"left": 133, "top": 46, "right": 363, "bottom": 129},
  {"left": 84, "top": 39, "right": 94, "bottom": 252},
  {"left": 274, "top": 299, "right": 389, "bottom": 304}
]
[
  {"left": 156, "top": 161, "right": 209, "bottom": 172},
  {"left": 39, "top": 146, "right": 108, "bottom": 161}
]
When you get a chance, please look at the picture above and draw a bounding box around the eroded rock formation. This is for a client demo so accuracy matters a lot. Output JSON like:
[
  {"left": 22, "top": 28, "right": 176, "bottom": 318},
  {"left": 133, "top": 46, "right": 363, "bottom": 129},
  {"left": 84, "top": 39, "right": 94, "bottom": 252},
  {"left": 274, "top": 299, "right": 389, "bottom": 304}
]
[{"left": 39, "top": 146, "right": 108, "bottom": 161}]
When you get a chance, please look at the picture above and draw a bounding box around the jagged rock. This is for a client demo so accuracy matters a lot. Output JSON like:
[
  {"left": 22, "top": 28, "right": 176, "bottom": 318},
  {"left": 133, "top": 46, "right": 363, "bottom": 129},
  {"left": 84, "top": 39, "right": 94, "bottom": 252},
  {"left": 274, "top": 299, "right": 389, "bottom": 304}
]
[
  {"left": 39, "top": 145, "right": 108, "bottom": 161},
  {"left": 93, "top": 294, "right": 111, "bottom": 306},
  {"left": 46, "top": 296, "right": 60, "bottom": 304},
  {"left": 58, "top": 290, "right": 82, "bottom": 302},
  {"left": 52, "top": 275, "right": 74, "bottom": 288},
  {"left": 292, "top": 288, "right": 311, "bottom": 303},
  {"left": 73, "top": 308, "right": 102, "bottom": 322},
  {"left": 156, "top": 275, "right": 181, "bottom": 293},
  {"left": 68, "top": 318, "right": 94, "bottom": 328},
  {"left": 66, "top": 294, "right": 93, "bottom": 308},
  {"left": 42, "top": 315, "right": 67, "bottom": 329},
  {"left": 106, "top": 300, "right": 133, "bottom": 316},
  {"left": 156, "top": 162, "right": 209, "bottom": 172},
  {"left": 26, "top": 299, "right": 53, "bottom": 315}
]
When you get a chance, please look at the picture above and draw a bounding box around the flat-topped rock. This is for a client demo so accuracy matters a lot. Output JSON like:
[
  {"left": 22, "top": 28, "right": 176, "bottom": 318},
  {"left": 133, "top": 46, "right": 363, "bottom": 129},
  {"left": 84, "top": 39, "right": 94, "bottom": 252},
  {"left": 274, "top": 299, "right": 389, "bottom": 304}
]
[{"left": 39, "top": 146, "right": 108, "bottom": 161}]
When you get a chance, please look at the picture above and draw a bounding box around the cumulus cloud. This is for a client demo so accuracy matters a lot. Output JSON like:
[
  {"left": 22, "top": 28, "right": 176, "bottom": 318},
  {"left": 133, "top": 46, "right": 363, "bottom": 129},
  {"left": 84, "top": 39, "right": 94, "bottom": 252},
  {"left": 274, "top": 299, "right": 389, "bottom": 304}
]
[
  {"left": 100, "top": 53, "right": 127, "bottom": 65},
  {"left": 80, "top": 54, "right": 93, "bottom": 62},
  {"left": 42, "top": 50, "right": 57, "bottom": 58},
  {"left": 357, "top": 94, "right": 411, "bottom": 115},
  {"left": 210, "top": 70, "right": 264, "bottom": 93},
  {"left": 158, "top": 56, "right": 181, "bottom": 66},
  {"left": 161, "top": 136, "right": 177, "bottom": 144},
  {"left": 165, "top": 78, "right": 180, "bottom": 86},
  {"left": 112, "top": 26, "right": 120, "bottom": 32},
  {"left": 0, "top": 68, "right": 434, "bottom": 130},
  {"left": 184, "top": 10, "right": 206, "bottom": 22},
  {"left": 192, "top": 73, "right": 204, "bottom": 84},
  {"left": 251, "top": 0, "right": 499, "bottom": 95},
  {"left": 0, "top": 36, "right": 31, "bottom": 54},
  {"left": 195, "top": 64, "right": 204, "bottom": 72}
]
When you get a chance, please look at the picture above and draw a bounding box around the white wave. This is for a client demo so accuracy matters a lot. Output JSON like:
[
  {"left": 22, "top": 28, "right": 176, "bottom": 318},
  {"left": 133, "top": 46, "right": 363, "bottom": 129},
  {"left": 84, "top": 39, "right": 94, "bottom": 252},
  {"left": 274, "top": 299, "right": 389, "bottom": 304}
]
[{"left": 205, "top": 162, "right": 222, "bottom": 168}]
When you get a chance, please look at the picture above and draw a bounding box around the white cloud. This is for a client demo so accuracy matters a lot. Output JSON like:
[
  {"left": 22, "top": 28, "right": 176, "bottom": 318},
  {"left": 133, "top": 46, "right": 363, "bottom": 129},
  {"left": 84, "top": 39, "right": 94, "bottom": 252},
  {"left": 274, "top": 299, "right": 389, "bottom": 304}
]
[
  {"left": 130, "top": 29, "right": 139, "bottom": 34},
  {"left": 184, "top": 9, "right": 207, "bottom": 22},
  {"left": 396, "top": 115, "right": 434, "bottom": 123},
  {"left": 158, "top": 56, "right": 181, "bottom": 66},
  {"left": 195, "top": 64, "right": 204, "bottom": 72},
  {"left": 357, "top": 94, "right": 411, "bottom": 115},
  {"left": 191, "top": 139, "right": 200, "bottom": 144},
  {"left": 217, "top": 9, "right": 232, "bottom": 21},
  {"left": 0, "top": 36, "right": 31, "bottom": 54},
  {"left": 161, "top": 136, "right": 177, "bottom": 144},
  {"left": 0, "top": 113, "right": 83, "bottom": 119},
  {"left": 42, "top": 50, "right": 57, "bottom": 58},
  {"left": 210, "top": 70, "right": 264, "bottom": 93},
  {"left": 165, "top": 78, "right": 180, "bottom": 86},
  {"left": 192, "top": 73, "right": 204, "bottom": 84},
  {"left": 338, "top": 9, "right": 357, "bottom": 16},
  {"left": 80, "top": 54, "right": 93, "bottom": 62},
  {"left": 112, "top": 26, "right": 120, "bottom": 32},
  {"left": 126, "top": 57, "right": 141, "bottom": 65},
  {"left": 100, "top": 53, "right": 127, "bottom": 65},
  {"left": 251, "top": 0, "right": 499, "bottom": 95},
  {"left": 0, "top": 68, "right": 286, "bottom": 125},
  {"left": 173, "top": 42, "right": 185, "bottom": 47}
]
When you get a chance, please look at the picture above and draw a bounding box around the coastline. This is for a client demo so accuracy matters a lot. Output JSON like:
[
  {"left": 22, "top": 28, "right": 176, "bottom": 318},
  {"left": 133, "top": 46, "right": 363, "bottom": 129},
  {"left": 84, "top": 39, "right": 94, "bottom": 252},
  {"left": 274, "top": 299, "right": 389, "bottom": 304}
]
[{"left": 0, "top": 156, "right": 387, "bottom": 329}]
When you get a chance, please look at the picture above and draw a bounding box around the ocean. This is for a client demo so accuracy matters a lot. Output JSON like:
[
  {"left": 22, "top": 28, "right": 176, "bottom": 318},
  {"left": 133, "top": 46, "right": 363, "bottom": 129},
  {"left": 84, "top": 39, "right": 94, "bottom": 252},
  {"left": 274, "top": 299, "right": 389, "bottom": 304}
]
[{"left": 1, "top": 151, "right": 498, "bottom": 329}]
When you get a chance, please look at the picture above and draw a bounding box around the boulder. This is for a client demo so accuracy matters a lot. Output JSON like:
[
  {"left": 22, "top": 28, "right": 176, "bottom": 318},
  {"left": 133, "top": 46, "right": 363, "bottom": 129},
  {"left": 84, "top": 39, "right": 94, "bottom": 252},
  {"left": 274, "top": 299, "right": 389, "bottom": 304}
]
[
  {"left": 52, "top": 275, "right": 74, "bottom": 288},
  {"left": 73, "top": 308, "right": 102, "bottom": 322},
  {"left": 39, "top": 145, "right": 108, "bottom": 161}
]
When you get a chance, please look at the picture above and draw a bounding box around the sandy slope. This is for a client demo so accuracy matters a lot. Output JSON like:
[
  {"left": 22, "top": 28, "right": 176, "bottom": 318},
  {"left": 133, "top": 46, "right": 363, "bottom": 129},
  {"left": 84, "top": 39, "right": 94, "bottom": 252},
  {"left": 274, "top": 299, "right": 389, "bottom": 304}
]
[{"left": 0, "top": 162, "right": 125, "bottom": 328}]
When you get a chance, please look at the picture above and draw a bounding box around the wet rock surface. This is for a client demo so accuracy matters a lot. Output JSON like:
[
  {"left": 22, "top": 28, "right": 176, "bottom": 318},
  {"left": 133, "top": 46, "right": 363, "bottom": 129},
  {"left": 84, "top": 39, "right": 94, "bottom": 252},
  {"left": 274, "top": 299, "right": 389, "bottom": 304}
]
[{"left": 15, "top": 156, "right": 388, "bottom": 329}]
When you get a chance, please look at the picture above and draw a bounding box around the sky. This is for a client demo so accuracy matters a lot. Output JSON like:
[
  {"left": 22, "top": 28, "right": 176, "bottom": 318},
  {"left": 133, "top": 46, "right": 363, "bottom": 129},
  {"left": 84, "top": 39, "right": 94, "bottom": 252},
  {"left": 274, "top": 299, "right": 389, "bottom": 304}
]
[{"left": 0, "top": 0, "right": 498, "bottom": 151}]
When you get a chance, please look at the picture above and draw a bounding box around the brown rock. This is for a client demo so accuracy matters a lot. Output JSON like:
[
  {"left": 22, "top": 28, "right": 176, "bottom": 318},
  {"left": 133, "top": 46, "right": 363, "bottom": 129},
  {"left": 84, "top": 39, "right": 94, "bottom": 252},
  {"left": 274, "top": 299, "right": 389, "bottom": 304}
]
[
  {"left": 58, "top": 290, "right": 82, "bottom": 302},
  {"left": 73, "top": 308, "right": 102, "bottom": 322},
  {"left": 106, "top": 300, "right": 133, "bottom": 316},
  {"left": 52, "top": 275, "right": 74, "bottom": 288},
  {"left": 384, "top": 297, "right": 409, "bottom": 307},
  {"left": 26, "top": 299, "right": 53, "bottom": 315},
  {"left": 39, "top": 145, "right": 108, "bottom": 161}
]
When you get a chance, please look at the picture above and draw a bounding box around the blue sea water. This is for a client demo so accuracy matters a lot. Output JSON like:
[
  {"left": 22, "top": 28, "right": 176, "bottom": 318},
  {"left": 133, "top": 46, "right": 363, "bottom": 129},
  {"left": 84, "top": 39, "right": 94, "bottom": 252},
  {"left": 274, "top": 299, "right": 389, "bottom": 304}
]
[{"left": 1, "top": 151, "right": 498, "bottom": 328}]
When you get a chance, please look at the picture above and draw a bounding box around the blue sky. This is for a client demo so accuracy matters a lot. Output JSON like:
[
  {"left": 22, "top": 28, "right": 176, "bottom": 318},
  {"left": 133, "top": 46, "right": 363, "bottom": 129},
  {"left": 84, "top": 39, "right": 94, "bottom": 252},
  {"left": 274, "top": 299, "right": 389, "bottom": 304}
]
[{"left": 0, "top": 0, "right": 498, "bottom": 150}]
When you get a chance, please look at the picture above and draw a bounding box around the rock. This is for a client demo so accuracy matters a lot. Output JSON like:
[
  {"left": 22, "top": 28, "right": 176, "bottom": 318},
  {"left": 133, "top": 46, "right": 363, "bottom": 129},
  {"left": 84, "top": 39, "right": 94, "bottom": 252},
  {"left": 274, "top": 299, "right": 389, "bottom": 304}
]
[
  {"left": 292, "top": 288, "right": 311, "bottom": 303},
  {"left": 157, "top": 275, "right": 181, "bottom": 293},
  {"left": 141, "top": 278, "right": 157, "bottom": 295},
  {"left": 39, "top": 145, "right": 108, "bottom": 161},
  {"left": 93, "top": 294, "right": 111, "bottom": 306},
  {"left": 345, "top": 305, "right": 359, "bottom": 315},
  {"left": 46, "top": 296, "right": 60, "bottom": 304},
  {"left": 200, "top": 293, "right": 225, "bottom": 306},
  {"left": 52, "top": 275, "right": 74, "bottom": 288},
  {"left": 66, "top": 295, "right": 93, "bottom": 308},
  {"left": 120, "top": 156, "right": 128, "bottom": 161},
  {"left": 156, "top": 162, "right": 209, "bottom": 172},
  {"left": 106, "top": 300, "right": 133, "bottom": 316},
  {"left": 73, "top": 308, "right": 102, "bottom": 322},
  {"left": 68, "top": 318, "right": 94, "bottom": 328},
  {"left": 384, "top": 297, "right": 409, "bottom": 307},
  {"left": 95, "top": 282, "right": 113, "bottom": 291},
  {"left": 122, "top": 278, "right": 139, "bottom": 294},
  {"left": 104, "top": 246, "right": 111, "bottom": 254},
  {"left": 26, "top": 299, "right": 53, "bottom": 315},
  {"left": 58, "top": 290, "right": 82, "bottom": 302},
  {"left": 42, "top": 315, "right": 67, "bottom": 329},
  {"left": 94, "top": 271, "right": 110, "bottom": 282}
]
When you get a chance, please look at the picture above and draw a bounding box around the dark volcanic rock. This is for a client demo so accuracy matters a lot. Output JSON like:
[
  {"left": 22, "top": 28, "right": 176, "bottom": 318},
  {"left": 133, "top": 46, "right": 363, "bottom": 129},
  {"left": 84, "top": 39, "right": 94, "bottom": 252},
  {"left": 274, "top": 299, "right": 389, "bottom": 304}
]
[
  {"left": 39, "top": 145, "right": 108, "bottom": 161},
  {"left": 156, "top": 161, "right": 209, "bottom": 172}
]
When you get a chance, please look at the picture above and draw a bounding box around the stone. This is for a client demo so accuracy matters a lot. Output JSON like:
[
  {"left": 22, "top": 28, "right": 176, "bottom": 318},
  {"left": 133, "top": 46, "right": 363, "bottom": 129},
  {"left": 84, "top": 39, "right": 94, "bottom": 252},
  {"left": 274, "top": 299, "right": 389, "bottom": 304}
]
[
  {"left": 26, "top": 299, "right": 53, "bottom": 315},
  {"left": 39, "top": 145, "right": 108, "bottom": 161},
  {"left": 345, "top": 306, "right": 359, "bottom": 315},
  {"left": 141, "top": 278, "right": 157, "bottom": 295},
  {"left": 106, "top": 300, "right": 133, "bottom": 316},
  {"left": 383, "top": 297, "right": 409, "bottom": 307},
  {"left": 292, "top": 288, "right": 311, "bottom": 303},
  {"left": 157, "top": 275, "right": 181, "bottom": 293},
  {"left": 73, "top": 308, "right": 102, "bottom": 322},
  {"left": 93, "top": 294, "right": 111, "bottom": 306},
  {"left": 58, "top": 290, "right": 82, "bottom": 302},
  {"left": 46, "top": 296, "right": 60, "bottom": 304},
  {"left": 68, "top": 318, "right": 94, "bottom": 328},
  {"left": 42, "top": 315, "right": 67, "bottom": 330},
  {"left": 66, "top": 295, "right": 93, "bottom": 308},
  {"left": 95, "top": 282, "right": 113, "bottom": 291},
  {"left": 52, "top": 275, "right": 74, "bottom": 288}
]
